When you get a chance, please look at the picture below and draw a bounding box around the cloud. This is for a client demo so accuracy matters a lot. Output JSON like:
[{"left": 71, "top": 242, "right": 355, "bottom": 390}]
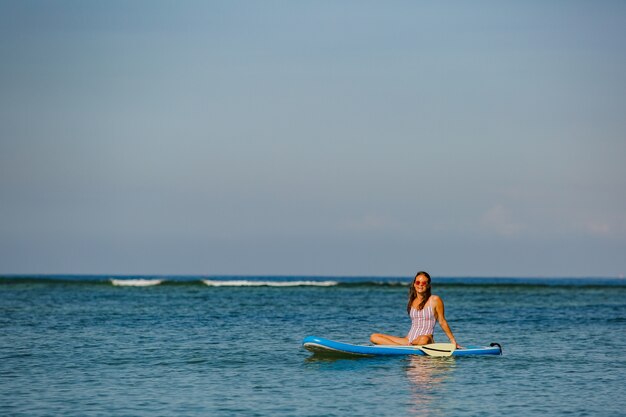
[
  {"left": 585, "top": 221, "right": 611, "bottom": 236},
  {"left": 481, "top": 204, "right": 524, "bottom": 237},
  {"left": 584, "top": 216, "right": 626, "bottom": 238},
  {"left": 339, "top": 214, "right": 399, "bottom": 233}
]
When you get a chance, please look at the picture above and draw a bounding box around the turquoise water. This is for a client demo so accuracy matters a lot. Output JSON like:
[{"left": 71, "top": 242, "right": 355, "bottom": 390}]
[{"left": 1, "top": 276, "right": 625, "bottom": 416}]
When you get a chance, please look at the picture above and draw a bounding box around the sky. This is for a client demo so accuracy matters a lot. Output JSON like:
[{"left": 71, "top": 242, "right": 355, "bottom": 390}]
[{"left": 1, "top": 1, "right": 625, "bottom": 277}]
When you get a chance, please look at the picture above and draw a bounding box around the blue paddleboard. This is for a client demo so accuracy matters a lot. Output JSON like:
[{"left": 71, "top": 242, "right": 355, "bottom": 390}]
[{"left": 302, "top": 336, "right": 502, "bottom": 357}]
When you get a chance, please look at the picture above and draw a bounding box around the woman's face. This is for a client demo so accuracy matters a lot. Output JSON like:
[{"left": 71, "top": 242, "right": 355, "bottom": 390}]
[{"left": 413, "top": 274, "right": 430, "bottom": 293}]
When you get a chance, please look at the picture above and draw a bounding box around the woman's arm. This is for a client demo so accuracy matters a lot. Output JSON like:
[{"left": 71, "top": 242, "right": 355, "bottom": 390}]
[{"left": 432, "top": 295, "right": 460, "bottom": 348}]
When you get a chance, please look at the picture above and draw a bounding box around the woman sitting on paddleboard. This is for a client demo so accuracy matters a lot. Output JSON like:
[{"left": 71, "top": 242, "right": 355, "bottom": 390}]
[{"left": 370, "top": 271, "right": 460, "bottom": 348}]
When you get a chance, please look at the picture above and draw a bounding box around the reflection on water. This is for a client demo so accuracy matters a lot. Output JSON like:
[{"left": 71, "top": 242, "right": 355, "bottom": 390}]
[
  {"left": 303, "top": 352, "right": 456, "bottom": 416},
  {"left": 304, "top": 352, "right": 374, "bottom": 363},
  {"left": 404, "top": 356, "right": 455, "bottom": 417}
]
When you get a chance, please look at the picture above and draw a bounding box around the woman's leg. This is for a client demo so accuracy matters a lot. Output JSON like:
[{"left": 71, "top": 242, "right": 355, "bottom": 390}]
[
  {"left": 370, "top": 333, "right": 409, "bottom": 345},
  {"left": 410, "top": 335, "right": 434, "bottom": 345}
]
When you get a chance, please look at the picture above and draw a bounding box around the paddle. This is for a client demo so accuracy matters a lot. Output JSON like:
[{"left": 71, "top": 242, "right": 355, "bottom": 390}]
[{"left": 415, "top": 342, "right": 456, "bottom": 357}]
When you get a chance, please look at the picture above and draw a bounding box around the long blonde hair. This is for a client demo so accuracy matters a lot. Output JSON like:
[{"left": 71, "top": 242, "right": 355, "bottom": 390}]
[{"left": 407, "top": 271, "right": 431, "bottom": 315}]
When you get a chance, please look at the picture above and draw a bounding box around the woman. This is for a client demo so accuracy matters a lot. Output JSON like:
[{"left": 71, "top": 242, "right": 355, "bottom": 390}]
[{"left": 370, "top": 271, "right": 460, "bottom": 348}]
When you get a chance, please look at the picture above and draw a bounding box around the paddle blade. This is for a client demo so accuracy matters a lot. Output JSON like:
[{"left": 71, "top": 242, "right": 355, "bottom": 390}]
[{"left": 417, "top": 343, "right": 456, "bottom": 357}]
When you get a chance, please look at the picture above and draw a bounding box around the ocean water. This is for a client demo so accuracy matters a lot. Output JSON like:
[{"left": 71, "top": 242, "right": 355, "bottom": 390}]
[{"left": 1, "top": 275, "right": 625, "bottom": 417}]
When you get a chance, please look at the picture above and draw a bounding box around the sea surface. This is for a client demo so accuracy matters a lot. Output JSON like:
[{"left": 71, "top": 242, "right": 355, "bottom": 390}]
[{"left": 1, "top": 275, "right": 625, "bottom": 417}]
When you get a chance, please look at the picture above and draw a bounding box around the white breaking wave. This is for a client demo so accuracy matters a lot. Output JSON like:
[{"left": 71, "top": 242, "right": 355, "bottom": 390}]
[
  {"left": 202, "top": 280, "right": 338, "bottom": 287},
  {"left": 110, "top": 279, "right": 164, "bottom": 287}
]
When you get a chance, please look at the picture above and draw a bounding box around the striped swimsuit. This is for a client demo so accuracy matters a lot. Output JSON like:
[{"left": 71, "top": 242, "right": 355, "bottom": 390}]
[{"left": 407, "top": 298, "right": 436, "bottom": 344}]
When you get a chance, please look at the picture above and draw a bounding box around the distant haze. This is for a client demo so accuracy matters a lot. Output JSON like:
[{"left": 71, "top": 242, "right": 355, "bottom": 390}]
[{"left": 1, "top": 1, "right": 625, "bottom": 277}]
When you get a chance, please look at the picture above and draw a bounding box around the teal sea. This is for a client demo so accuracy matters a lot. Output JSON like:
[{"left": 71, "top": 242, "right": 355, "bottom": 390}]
[{"left": 1, "top": 275, "right": 625, "bottom": 417}]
